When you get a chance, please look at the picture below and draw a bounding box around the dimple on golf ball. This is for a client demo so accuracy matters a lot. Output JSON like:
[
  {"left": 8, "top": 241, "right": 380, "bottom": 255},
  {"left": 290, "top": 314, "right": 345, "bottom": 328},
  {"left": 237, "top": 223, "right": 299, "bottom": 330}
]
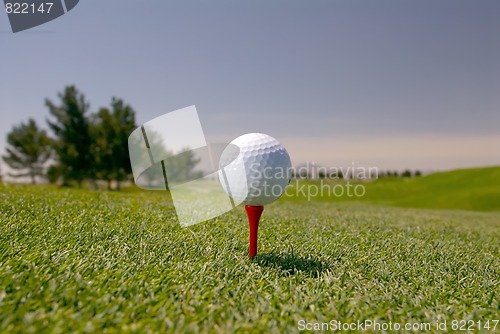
[{"left": 218, "top": 133, "right": 292, "bottom": 206}]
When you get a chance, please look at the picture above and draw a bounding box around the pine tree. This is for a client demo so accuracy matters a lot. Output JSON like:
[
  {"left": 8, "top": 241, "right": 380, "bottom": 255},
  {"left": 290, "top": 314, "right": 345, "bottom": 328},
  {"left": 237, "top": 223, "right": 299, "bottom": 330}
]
[
  {"left": 2, "top": 119, "right": 52, "bottom": 184},
  {"left": 46, "top": 86, "right": 92, "bottom": 186},
  {"left": 92, "top": 98, "right": 137, "bottom": 190}
]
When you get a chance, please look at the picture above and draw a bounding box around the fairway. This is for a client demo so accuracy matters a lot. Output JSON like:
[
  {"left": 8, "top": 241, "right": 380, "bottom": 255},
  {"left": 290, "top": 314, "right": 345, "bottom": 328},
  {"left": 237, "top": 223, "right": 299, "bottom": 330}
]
[
  {"left": 1, "top": 184, "right": 499, "bottom": 333},
  {"left": 285, "top": 167, "right": 500, "bottom": 212}
]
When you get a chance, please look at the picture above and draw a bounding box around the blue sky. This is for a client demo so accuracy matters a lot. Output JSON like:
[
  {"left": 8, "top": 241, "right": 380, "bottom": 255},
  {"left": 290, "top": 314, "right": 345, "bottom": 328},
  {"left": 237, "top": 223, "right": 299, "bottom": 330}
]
[{"left": 1, "top": 0, "right": 499, "bottom": 172}]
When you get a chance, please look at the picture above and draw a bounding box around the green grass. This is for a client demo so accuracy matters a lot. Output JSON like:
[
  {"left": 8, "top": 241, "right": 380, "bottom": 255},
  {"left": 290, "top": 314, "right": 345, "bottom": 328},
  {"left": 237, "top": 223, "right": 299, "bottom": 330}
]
[
  {"left": 1, "top": 184, "right": 499, "bottom": 333},
  {"left": 285, "top": 166, "right": 500, "bottom": 212}
]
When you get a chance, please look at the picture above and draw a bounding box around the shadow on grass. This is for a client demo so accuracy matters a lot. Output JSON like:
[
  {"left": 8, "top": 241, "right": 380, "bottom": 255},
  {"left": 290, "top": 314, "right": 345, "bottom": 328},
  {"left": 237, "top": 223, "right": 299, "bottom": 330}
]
[{"left": 253, "top": 252, "right": 330, "bottom": 277}]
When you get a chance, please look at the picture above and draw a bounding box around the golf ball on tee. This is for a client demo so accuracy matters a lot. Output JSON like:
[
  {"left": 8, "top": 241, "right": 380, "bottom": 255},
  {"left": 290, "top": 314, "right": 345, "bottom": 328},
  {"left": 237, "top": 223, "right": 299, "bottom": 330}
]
[{"left": 218, "top": 133, "right": 292, "bottom": 206}]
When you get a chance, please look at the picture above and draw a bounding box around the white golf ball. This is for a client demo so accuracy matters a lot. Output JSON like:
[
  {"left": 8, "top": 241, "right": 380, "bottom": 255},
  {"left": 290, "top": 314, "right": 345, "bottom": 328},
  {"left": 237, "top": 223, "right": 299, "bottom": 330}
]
[{"left": 218, "top": 133, "right": 292, "bottom": 206}]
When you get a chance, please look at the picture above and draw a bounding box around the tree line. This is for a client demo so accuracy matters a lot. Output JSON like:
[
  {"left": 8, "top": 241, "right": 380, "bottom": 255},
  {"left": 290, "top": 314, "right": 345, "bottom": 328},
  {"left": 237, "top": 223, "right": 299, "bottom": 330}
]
[
  {"left": 2, "top": 86, "right": 136, "bottom": 190},
  {"left": 292, "top": 169, "right": 422, "bottom": 179}
]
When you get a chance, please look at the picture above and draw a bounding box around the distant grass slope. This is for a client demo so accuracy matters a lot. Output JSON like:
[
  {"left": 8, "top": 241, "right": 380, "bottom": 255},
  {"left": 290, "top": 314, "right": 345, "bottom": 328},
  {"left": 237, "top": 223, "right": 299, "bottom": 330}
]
[{"left": 285, "top": 166, "right": 500, "bottom": 212}]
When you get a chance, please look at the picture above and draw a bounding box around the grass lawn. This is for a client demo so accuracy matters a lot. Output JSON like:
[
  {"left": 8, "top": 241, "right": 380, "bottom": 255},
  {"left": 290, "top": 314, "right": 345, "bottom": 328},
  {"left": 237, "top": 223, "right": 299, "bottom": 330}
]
[
  {"left": 0, "top": 183, "right": 499, "bottom": 333},
  {"left": 285, "top": 166, "right": 500, "bottom": 212}
]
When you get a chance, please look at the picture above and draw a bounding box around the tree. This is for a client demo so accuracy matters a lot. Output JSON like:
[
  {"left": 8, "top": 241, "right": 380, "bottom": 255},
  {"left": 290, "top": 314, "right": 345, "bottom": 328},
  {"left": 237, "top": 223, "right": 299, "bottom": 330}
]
[
  {"left": 415, "top": 170, "right": 422, "bottom": 177},
  {"left": 402, "top": 169, "right": 412, "bottom": 178},
  {"left": 328, "top": 170, "right": 343, "bottom": 179},
  {"left": 2, "top": 119, "right": 52, "bottom": 184},
  {"left": 92, "top": 98, "right": 137, "bottom": 190},
  {"left": 127, "top": 127, "right": 205, "bottom": 190},
  {"left": 128, "top": 129, "right": 169, "bottom": 189},
  {"left": 164, "top": 148, "right": 203, "bottom": 184},
  {"left": 46, "top": 86, "right": 93, "bottom": 186},
  {"left": 298, "top": 170, "right": 309, "bottom": 179}
]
